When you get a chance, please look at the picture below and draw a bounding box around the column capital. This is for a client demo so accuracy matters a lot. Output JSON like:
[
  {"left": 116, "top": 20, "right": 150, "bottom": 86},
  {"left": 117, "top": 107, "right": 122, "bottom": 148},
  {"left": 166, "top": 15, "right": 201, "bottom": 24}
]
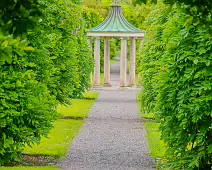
[
  {"left": 137, "top": 37, "right": 144, "bottom": 40},
  {"left": 130, "top": 37, "right": 137, "bottom": 40},
  {"left": 94, "top": 37, "right": 101, "bottom": 40},
  {"left": 120, "top": 37, "right": 129, "bottom": 40},
  {"left": 103, "top": 37, "right": 111, "bottom": 40}
]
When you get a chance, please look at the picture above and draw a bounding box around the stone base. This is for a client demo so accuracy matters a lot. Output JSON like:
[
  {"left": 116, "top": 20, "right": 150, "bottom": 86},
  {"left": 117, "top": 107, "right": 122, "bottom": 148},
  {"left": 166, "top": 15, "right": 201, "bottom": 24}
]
[
  {"left": 129, "top": 84, "right": 137, "bottom": 88},
  {"left": 93, "top": 84, "right": 100, "bottom": 88},
  {"left": 103, "top": 83, "right": 112, "bottom": 87}
]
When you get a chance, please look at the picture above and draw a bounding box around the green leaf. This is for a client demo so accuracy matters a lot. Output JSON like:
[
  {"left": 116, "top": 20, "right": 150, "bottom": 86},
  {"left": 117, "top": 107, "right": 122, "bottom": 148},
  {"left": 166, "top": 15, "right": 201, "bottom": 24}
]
[
  {"left": 18, "top": 40, "right": 28, "bottom": 49},
  {"left": 24, "top": 46, "right": 35, "bottom": 52}
]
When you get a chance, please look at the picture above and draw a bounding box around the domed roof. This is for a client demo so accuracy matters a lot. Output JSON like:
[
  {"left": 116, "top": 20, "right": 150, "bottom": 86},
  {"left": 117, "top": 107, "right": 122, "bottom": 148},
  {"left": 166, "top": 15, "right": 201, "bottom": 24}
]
[{"left": 87, "top": 4, "right": 145, "bottom": 37}]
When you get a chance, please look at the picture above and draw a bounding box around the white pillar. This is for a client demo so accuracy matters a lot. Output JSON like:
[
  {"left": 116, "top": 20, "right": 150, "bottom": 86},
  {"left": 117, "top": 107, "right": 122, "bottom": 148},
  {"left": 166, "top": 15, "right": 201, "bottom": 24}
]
[
  {"left": 120, "top": 38, "right": 127, "bottom": 87},
  {"left": 94, "top": 37, "right": 100, "bottom": 87},
  {"left": 130, "top": 37, "right": 136, "bottom": 87},
  {"left": 87, "top": 38, "right": 93, "bottom": 86},
  {"left": 103, "top": 38, "right": 111, "bottom": 87}
]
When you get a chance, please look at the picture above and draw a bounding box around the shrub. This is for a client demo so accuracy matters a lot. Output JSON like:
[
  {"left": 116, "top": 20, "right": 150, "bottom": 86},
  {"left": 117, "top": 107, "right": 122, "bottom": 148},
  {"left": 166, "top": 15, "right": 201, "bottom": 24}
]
[
  {"left": 0, "top": 35, "right": 58, "bottom": 165},
  {"left": 0, "top": 0, "right": 93, "bottom": 165},
  {"left": 138, "top": 2, "right": 212, "bottom": 169},
  {"left": 0, "top": 0, "right": 42, "bottom": 35},
  {"left": 138, "top": 2, "right": 169, "bottom": 115},
  {"left": 28, "top": 0, "right": 93, "bottom": 101},
  {"left": 157, "top": 7, "right": 212, "bottom": 169}
]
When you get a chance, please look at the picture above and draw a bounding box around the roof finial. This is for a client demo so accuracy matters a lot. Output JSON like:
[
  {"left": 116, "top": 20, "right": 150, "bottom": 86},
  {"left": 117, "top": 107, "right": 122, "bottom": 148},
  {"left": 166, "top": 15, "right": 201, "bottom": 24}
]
[{"left": 113, "top": 0, "right": 118, "bottom": 5}]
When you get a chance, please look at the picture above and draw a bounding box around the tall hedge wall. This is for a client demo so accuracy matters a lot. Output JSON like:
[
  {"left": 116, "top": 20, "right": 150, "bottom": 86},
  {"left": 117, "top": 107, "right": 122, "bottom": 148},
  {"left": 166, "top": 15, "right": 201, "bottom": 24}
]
[
  {"left": 0, "top": 0, "right": 93, "bottom": 165},
  {"left": 138, "top": 1, "right": 212, "bottom": 169}
]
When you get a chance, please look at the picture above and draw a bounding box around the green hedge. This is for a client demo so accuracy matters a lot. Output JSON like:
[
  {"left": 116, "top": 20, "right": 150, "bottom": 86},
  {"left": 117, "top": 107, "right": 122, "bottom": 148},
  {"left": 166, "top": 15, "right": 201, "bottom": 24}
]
[
  {"left": 138, "top": 2, "right": 212, "bottom": 169},
  {"left": 28, "top": 0, "right": 93, "bottom": 101},
  {"left": 158, "top": 7, "right": 212, "bottom": 169},
  {"left": 0, "top": 0, "right": 93, "bottom": 165}
]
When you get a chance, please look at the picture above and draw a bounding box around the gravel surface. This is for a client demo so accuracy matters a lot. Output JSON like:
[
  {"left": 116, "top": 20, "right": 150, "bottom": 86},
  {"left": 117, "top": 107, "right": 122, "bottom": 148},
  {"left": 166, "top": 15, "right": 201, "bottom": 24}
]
[{"left": 57, "top": 59, "right": 155, "bottom": 170}]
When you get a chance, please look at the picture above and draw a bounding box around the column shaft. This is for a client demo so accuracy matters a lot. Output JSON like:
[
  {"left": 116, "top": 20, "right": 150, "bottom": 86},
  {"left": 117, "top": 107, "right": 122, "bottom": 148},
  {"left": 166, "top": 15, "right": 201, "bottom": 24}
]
[
  {"left": 103, "top": 38, "right": 111, "bottom": 87},
  {"left": 130, "top": 38, "right": 136, "bottom": 87},
  {"left": 94, "top": 38, "right": 100, "bottom": 87},
  {"left": 120, "top": 38, "right": 127, "bottom": 87}
]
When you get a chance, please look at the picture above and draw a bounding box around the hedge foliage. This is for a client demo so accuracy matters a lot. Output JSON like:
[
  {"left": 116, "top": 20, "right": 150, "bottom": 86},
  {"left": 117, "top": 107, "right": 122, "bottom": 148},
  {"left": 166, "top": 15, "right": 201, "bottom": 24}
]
[
  {"left": 138, "top": 1, "right": 212, "bottom": 169},
  {"left": 28, "top": 0, "right": 93, "bottom": 101},
  {"left": 0, "top": 0, "right": 93, "bottom": 165}
]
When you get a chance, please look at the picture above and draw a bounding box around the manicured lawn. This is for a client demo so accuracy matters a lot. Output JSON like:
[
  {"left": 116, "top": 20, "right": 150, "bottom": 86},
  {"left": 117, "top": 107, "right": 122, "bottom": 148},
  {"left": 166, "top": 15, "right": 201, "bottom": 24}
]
[
  {"left": 144, "top": 122, "right": 166, "bottom": 158},
  {"left": 83, "top": 91, "right": 100, "bottom": 99},
  {"left": 137, "top": 93, "right": 166, "bottom": 167},
  {"left": 57, "top": 99, "right": 95, "bottom": 119},
  {"left": 58, "top": 91, "right": 99, "bottom": 119},
  {"left": 24, "top": 119, "right": 84, "bottom": 157},
  {"left": 0, "top": 167, "right": 57, "bottom": 170},
  {"left": 24, "top": 91, "right": 99, "bottom": 157}
]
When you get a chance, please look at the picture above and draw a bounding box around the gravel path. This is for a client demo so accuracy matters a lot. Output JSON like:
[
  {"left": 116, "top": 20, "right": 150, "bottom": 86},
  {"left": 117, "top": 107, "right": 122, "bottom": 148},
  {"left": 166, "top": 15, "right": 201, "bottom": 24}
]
[{"left": 57, "top": 59, "right": 155, "bottom": 170}]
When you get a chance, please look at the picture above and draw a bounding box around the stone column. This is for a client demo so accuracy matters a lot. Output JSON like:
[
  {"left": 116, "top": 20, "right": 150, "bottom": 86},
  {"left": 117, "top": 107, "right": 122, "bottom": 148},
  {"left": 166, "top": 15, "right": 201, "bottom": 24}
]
[
  {"left": 120, "top": 38, "right": 127, "bottom": 87},
  {"left": 130, "top": 37, "right": 136, "bottom": 87},
  {"left": 103, "top": 38, "right": 111, "bottom": 87},
  {"left": 87, "top": 38, "right": 93, "bottom": 86},
  {"left": 94, "top": 37, "right": 100, "bottom": 87}
]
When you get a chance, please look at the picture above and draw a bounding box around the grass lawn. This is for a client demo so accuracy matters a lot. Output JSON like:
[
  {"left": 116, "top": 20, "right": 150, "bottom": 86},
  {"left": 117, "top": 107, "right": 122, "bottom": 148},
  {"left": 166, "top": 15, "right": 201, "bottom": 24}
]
[
  {"left": 0, "top": 167, "right": 57, "bottom": 170},
  {"left": 137, "top": 94, "right": 166, "bottom": 162},
  {"left": 24, "top": 119, "right": 84, "bottom": 157},
  {"left": 144, "top": 122, "right": 166, "bottom": 158},
  {"left": 83, "top": 91, "right": 100, "bottom": 99},
  {"left": 24, "top": 91, "right": 100, "bottom": 157},
  {"left": 57, "top": 99, "right": 95, "bottom": 119},
  {"left": 58, "top": 91, "right": 99, "bottom": 119}
]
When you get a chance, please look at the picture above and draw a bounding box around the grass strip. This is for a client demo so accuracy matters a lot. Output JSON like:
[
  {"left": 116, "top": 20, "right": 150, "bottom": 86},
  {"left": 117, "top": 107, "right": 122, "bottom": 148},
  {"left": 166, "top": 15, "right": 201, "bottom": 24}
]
[
  {"left": 24, "top": 119, "right": 84, "bottom": 157},
  {"left": 24, "top": 91, "right": 99, "bottom": 157},
  {"left": 58, "top": 91, "right": 99, "bottom": 119},
  {"left": 144, "top": 122, "right": 166, "bottom": 158},
  {"left": 83, "top": 91, "right": 100, "bottom": 100},
  {"left": 57, "top": 99, "right": 95, "bottom": 119}
]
